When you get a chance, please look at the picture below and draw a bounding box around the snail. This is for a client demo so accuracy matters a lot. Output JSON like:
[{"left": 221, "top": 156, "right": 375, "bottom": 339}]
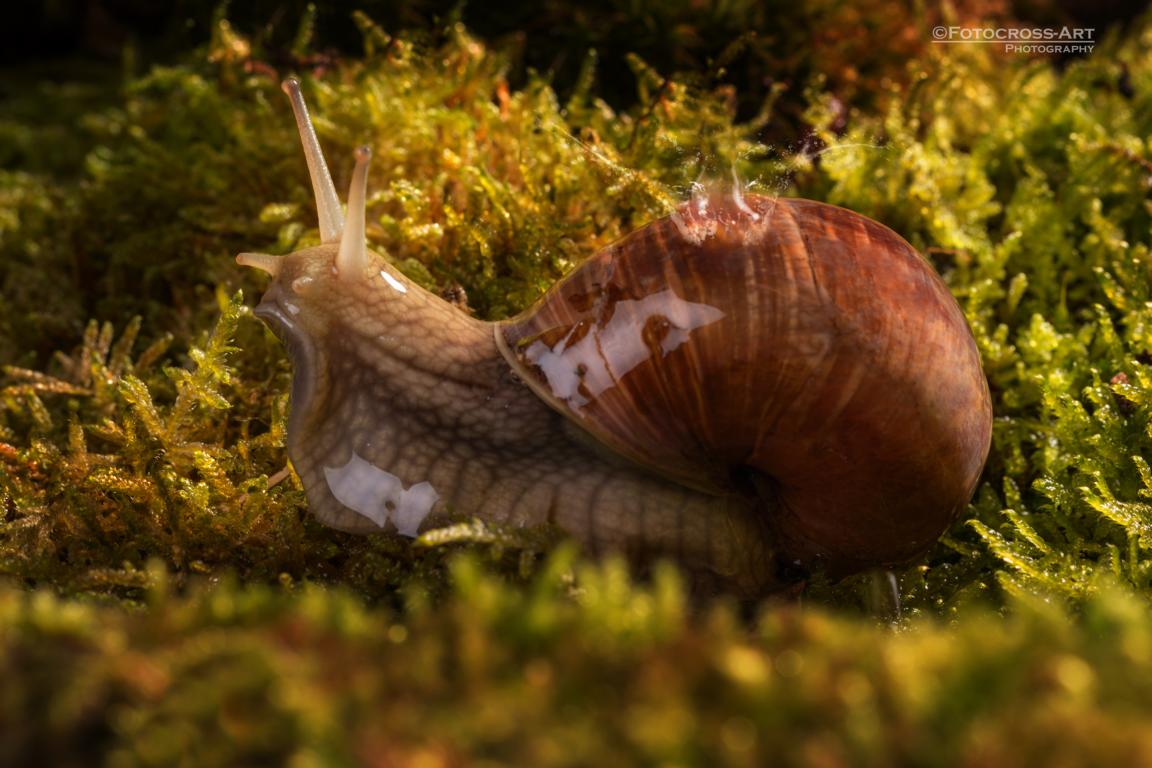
[{"left": 237, "top": 78, "right": 993, "bottom": 597}]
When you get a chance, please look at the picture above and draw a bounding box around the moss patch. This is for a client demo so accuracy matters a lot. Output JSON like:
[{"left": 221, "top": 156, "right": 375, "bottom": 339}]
[{"left": 4, "top": 557, "right": 1152, "bottom": 766}]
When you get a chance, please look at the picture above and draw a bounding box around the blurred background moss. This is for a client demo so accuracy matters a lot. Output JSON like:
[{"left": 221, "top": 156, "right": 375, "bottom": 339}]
[{"left": 3, "top": 1, "right": 1152, "bottom": 764}]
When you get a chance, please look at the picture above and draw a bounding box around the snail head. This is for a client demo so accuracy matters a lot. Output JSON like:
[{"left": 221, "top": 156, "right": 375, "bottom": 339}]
[{"left": 236, "top": 79, "right": 413, "bottom": 446}]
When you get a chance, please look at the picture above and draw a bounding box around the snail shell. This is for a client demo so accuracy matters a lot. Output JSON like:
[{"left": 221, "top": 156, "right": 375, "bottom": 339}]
[
  {"left": 238, "top": 79, "right": 992, "bottom": 594},
  {"left": 498, "top": 194, "right": 992, "bottom": 577}
]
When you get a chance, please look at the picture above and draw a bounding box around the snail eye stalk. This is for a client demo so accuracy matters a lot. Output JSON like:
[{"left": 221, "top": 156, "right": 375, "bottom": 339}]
[{"left": 282, "top": 77, "right": 344, "bottom": 244}]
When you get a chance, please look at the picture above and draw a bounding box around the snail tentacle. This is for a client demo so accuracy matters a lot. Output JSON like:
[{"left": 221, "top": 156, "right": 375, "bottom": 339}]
[
  {"left": 236, "top": 252, "right": 281, "bottom": 276},
  {"left": 282, "top": 77, "right": 344, "bottom": 244},
  {"left": 336, "top": 146, "right": 372, "bottom": 277}
]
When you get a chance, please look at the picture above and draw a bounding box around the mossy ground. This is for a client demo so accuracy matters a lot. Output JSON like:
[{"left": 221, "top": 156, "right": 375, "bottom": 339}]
[{"left": 2, "top": 6, "right": 1152, "bottom": 765}]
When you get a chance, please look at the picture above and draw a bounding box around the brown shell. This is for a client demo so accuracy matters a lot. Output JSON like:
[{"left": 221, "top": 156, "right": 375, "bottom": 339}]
[{"left": 497, "top": 194, "right": 992, "bottom": 577}]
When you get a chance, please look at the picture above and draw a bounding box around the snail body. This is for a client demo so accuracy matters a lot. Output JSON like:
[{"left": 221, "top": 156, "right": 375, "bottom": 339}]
[{"left": 238, "top": 80, "right": 992, "bottom": 596}]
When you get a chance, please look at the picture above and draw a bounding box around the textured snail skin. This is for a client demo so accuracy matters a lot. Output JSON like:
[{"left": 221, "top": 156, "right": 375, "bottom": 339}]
[
  {"left": 249, "top": 192, "right": 991, "bottom": 595},
  {"left": 254, "top": 243, "right": 779, "bottom": 595}
]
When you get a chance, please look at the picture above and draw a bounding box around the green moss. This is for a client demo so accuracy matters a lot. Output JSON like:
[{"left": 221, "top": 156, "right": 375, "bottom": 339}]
[
  {"left": 2, "top": 7, "right": 1152, "bottom": 761},
  {"left": 3, "top": 556, "right": 1152, "bottom": 766}
]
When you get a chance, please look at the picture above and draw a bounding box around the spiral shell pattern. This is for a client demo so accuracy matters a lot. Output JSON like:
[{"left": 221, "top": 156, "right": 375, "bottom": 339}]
[{"left": 498, "top": 194, "right": 992, "bottom": 575}]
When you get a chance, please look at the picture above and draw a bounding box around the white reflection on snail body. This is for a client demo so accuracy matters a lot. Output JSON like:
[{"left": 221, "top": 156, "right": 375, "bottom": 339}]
[
  {"left": 524, "top": 288, "right": 725, "bottom": 409},
  {"left": 323, "top": 452, "right": 439, "bottom": 536}
]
